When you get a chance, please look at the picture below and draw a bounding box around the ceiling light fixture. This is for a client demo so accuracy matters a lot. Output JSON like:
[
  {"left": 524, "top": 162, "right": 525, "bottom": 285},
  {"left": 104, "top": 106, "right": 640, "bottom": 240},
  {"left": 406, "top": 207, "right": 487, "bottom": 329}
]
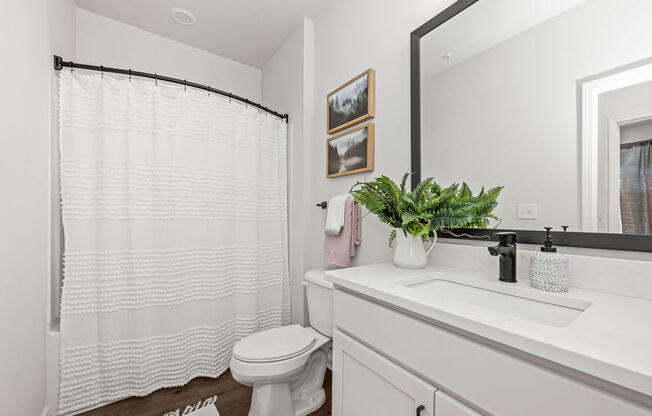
[{"left": 171, "top": 8, "right": 196, "bottom": 26}]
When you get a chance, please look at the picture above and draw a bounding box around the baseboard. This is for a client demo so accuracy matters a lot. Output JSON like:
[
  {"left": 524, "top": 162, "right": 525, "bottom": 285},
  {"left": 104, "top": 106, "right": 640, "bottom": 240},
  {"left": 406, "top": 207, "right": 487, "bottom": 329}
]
[{"left": 41, "top": 406, "right": 50, "bottom": 416}]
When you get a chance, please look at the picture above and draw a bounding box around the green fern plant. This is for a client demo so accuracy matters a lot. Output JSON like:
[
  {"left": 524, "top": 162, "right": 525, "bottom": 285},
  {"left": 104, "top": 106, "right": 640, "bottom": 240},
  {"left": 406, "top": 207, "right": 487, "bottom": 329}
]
[{"left": 349, "top": 173, "right": 503, "bottom": 246}]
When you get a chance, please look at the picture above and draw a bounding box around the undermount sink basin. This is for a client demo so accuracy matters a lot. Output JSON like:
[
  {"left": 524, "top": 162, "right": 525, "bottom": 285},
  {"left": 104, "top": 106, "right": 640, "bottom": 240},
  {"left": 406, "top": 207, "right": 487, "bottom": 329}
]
[{"left": 406, "top": 278, "right": 591, "bottom": 327}]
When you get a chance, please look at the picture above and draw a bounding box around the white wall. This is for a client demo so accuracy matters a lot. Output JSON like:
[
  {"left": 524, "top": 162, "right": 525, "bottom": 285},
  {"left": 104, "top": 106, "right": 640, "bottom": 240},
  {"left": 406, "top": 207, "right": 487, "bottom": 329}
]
[
  {"left": 421, "top": 0, "right": 652, "bottom": 231},
  {"left": 303, "top": 0, "right": 458, "bottom": 270},
  {"left": 260, "top": 0, "right": 466, "bottom": 319},
  {"left": 75, "top": 8, "right": 262, "bottom": 102},
  {"left": 48, "top": 1, "right": 77, "bottom": 414},
  {"left": 262, "top": 19, "right": 315, "bottom": 324},
  {"left": 0, "top": 0, "right": 76, "bottom": 414}
]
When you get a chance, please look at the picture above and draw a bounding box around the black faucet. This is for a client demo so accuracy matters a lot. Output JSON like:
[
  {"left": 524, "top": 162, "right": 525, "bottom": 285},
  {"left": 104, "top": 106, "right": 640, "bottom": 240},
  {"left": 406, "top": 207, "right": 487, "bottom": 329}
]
[{"left": 487, "top": 232, "right": 517, "bottom": 283}]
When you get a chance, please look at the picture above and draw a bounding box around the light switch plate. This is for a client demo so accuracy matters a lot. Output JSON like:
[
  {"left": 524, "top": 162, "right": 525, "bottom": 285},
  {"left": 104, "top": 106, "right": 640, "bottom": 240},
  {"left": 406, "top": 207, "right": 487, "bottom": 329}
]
[{"left": 517, "top": 203, "right": 537, "bottom": 219}]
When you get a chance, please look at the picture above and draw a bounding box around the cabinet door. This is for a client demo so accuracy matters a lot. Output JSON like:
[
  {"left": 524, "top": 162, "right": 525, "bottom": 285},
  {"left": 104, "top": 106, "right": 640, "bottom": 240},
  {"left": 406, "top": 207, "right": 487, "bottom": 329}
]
[
  {"left": 435, "top": 391, "right": 482, "bottom": 416},
  {"left": 333, "top": 329, "right": 436, "bottom": 416}
]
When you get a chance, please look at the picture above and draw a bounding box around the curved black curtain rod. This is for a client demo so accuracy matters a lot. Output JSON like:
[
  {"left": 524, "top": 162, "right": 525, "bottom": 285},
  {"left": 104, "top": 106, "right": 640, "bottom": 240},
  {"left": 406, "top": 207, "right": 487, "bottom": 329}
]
[{"left": 53, "top": 55, "right": 289, "bottom": 121}]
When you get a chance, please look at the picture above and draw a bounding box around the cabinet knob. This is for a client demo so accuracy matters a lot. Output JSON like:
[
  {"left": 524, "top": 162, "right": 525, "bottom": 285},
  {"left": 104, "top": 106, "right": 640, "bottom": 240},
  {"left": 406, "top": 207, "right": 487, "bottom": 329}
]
[{"left": 416, "top": 404, "right": 426, "bottom": 416}]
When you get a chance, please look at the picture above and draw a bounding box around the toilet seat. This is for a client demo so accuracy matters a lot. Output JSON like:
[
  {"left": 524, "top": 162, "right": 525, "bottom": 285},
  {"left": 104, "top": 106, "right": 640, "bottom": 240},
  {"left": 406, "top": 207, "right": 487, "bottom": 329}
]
[{"left": 233, "top": 325, "right": 316, "bottom": 363}]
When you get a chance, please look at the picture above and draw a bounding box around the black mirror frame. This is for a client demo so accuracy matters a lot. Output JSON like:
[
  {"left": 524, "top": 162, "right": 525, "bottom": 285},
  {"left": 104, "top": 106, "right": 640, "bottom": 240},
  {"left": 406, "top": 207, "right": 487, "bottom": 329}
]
[{"left": 410, "top": 0, "right": 652, "bottom": 252}]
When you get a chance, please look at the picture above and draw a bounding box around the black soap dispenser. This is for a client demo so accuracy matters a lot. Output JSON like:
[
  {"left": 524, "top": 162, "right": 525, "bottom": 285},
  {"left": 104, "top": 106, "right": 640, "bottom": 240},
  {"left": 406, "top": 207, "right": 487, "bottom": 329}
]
[
  {"left": 529, "top": 227, "right": 569, "bottom": 292},
  {"left": 541, "top": 227, "right": 557, "bottom": 252}
]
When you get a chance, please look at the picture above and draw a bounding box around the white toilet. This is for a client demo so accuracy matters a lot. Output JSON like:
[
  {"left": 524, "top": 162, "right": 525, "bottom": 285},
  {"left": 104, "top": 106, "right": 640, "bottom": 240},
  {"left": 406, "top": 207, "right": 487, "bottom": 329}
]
[{"left": 230, "top": 270, "right": 333, "bottom": 416}]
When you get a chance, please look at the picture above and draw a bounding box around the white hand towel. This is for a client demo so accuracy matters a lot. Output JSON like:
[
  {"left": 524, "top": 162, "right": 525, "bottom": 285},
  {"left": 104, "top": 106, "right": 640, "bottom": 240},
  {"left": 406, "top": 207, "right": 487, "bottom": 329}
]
[{"left": 325, "top": 194, "right": 350, "bottom": 235}]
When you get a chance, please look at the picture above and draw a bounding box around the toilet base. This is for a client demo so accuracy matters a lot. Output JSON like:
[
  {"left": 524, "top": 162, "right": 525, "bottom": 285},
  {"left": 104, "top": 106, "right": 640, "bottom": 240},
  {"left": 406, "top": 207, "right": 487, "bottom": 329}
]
[
  {"left": 248, "top": 349, "right": 327, "bottom": 416},
  {"left": 249, "top": 385, "right": 325, "bottom": 416}
]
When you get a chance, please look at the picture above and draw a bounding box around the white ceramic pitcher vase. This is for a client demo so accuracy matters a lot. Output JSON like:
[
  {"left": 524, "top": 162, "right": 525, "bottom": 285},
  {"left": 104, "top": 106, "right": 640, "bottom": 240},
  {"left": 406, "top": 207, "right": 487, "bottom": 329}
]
[{"left": 392, "top": 232, "right": 436, "bottom": 269}]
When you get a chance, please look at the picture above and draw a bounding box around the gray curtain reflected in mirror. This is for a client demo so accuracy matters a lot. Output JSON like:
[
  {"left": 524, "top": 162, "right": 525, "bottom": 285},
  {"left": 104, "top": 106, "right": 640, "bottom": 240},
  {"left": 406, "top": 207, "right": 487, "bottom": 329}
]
[{"left": 620, "top": 138, "right": 652, "bottom": 234}]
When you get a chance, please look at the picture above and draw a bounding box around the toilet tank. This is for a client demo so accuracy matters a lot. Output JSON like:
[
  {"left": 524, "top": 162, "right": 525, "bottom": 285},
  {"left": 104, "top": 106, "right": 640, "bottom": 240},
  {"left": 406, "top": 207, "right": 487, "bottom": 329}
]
[{"left": 303, "top": 269, "right": 334, "bottom": 337}]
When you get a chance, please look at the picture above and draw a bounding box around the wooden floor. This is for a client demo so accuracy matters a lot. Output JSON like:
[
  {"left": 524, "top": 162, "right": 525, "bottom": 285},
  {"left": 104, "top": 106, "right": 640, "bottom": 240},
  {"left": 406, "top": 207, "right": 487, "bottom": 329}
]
[{"left": 78, "top": 369, "right": 332, "bottom": 416}]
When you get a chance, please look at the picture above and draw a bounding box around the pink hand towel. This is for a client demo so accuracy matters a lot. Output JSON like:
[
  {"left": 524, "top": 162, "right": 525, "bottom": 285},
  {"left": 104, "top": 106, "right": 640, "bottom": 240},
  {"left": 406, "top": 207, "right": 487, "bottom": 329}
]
[{"left": 324, "top": 197, "right": 361, "bottom": 267}]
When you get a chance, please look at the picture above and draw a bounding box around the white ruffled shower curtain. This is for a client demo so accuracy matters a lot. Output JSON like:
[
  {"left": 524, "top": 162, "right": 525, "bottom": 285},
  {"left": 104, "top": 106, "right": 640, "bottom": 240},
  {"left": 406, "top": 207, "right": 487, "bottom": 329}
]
[{"left": 57, "top": 71, "right": 290, "bottom": 414}]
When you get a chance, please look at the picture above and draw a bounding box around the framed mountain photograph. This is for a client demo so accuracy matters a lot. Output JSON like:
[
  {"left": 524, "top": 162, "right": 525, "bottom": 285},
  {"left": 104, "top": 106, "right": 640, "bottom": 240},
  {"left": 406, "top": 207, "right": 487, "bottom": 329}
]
[
  {"left": 327, "top": 123, "right": 375, "bottom": 178},
  {"left": 327, "top": 69, "right": 375, "bottom": 134}
]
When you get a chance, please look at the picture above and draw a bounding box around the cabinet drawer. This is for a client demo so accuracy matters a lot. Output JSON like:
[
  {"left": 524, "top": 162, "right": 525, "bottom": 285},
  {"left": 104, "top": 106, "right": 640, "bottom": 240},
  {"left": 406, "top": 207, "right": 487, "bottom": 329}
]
[
  {"left": 334, "top": 289, "right": 651, "bottom": 416},
  {"left": 333, "top": 329, "right": 436, "bottom": 416}
]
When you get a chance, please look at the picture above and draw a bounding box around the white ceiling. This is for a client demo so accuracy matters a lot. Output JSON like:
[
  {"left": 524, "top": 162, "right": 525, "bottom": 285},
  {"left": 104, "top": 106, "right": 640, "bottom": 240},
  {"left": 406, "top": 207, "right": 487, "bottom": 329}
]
[
  {"left": 421, "top": 0, "right": 587, "bottom": 78},
  {"left": 76, "top": 0, "right": 330, "bottom": 68}
]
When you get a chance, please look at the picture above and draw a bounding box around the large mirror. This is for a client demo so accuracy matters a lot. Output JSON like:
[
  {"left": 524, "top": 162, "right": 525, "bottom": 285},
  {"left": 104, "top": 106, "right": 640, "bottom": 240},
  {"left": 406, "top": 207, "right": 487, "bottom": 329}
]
[{"left": 414, "top": 0, "right": 652, "bottom": 249}]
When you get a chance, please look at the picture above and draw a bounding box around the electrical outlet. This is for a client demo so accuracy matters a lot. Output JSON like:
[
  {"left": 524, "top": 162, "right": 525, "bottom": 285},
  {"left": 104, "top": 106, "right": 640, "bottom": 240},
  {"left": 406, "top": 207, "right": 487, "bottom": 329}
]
[{"left": 517, "top": 203, "right": 537, "bottom": 220}]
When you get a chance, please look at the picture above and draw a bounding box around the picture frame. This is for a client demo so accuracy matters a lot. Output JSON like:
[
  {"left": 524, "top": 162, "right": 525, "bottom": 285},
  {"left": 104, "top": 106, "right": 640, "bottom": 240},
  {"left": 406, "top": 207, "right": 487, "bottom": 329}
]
[
  {"left": 326, "top": 123, "right": 375, "bottom": 178},
  {"left": 327, "top": 69, "right": 375, "bottom": 134}
]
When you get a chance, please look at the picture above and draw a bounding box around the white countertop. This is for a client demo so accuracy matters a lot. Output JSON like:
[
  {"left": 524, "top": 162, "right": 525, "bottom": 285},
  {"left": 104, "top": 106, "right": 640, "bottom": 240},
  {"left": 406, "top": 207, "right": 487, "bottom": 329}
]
[{"left": 326, "top": 262, "right": 652, "bottom": 399}]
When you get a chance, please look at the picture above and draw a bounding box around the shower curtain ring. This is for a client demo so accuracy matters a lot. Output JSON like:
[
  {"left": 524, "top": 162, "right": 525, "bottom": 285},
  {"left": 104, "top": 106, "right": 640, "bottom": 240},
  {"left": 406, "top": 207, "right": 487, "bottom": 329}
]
[
  {"left": 100, "top": 65, "right": 104, "bottom": 78},
  {"left": 207, "top": 86, "right": 210, "bottom": 97},
  {"left": 129, "top": 69, "right": 132, "bottom": 82},
  {"left": 184, "top": 80, "right": 187, "bottom": 91},
  {"left": 154, "top": 73, "right": 158, "bottom": 86},
  {"left": 70, "top": 61, "right": 73, "bottom": 74}
]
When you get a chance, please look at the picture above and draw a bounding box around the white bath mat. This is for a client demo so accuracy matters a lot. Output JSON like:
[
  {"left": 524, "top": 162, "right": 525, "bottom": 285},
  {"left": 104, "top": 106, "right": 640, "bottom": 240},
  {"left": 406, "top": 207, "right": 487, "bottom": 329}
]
[
  {"left": 163, "top": 396, "right": 219, "bottom": 416},
  {"left": 184, "top": 405, "right": 219, "bottom": 416}
]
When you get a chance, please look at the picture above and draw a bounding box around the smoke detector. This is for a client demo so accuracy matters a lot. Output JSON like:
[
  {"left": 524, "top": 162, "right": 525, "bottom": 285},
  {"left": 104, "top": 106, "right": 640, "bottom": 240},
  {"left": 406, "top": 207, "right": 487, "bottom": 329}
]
[{"left": 171, "top": 8, "right": 196, "bottom": 26}]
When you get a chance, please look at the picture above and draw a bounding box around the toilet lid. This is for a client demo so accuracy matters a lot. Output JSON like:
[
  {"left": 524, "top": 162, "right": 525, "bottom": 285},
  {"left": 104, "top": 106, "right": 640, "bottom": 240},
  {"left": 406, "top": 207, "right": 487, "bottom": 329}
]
[{"left": 233, "top": 325, "right": 316, "bottom": 363}]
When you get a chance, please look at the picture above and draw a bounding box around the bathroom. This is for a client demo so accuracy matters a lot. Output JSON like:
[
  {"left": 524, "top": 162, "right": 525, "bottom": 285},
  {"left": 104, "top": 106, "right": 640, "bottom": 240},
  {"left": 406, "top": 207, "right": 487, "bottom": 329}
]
[{"left": 2, "top": 0, "right": 652, "bottom": 415}]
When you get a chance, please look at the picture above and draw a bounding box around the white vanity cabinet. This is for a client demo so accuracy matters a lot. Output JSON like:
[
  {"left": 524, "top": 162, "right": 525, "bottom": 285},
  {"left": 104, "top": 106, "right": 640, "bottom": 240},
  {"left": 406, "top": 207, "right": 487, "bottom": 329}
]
[
  {"left": 435, "top": 391, "right": 482, "bottom": 416},
  {"left": 333, "top": 328, "right": 480, "bottom": 416},
  {"left": 332, "top": 329, "right": 436, "bottom": 416},
  {"left": 332, "top": 288, "right": 652, "bottom": 416}
]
